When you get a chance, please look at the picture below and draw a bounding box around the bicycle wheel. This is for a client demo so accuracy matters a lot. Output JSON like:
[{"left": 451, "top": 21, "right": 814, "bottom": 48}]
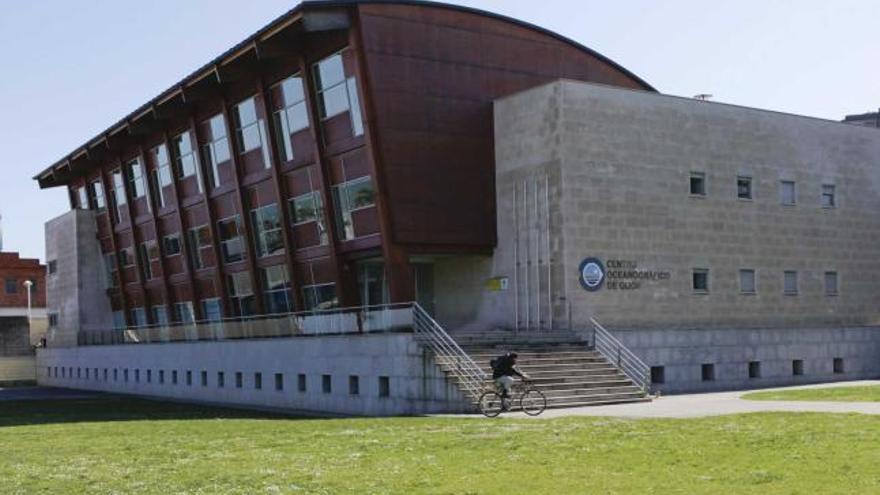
[
  {"left": 478, "top": 390, "right": 504, "bottom": 417},
  {"left": 519, "top": 388, "right": 547, "bottom": 416}
]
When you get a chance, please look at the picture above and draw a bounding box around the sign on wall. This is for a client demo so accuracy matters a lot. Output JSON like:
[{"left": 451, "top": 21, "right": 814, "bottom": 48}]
[{"left": 579, "top": 258, "right": 670, "bottom": 291}]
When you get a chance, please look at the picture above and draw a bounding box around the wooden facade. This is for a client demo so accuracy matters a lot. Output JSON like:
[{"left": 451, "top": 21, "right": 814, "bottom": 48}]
[{"left": 34, "top": 1, "right": 652, "bottom": 327}]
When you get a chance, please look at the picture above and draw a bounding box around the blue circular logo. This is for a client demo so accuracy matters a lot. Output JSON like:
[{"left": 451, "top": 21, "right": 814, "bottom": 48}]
[{"left": 579, "top": 258, "right": 605, "bottom": 291}]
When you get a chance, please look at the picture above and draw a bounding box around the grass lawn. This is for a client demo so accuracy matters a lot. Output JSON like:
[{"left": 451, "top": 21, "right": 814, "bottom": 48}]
[
  {"left": 742, "top": 385, "right": 880, "bottom": 402},
  {"left": 1, "top": 398, "right": 879, "bottom": 494}
]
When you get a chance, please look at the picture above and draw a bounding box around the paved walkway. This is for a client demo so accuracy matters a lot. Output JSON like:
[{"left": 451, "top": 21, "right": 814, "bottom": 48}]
[{"left": 513, "top": 380, "right": 880, "bottom": 419}]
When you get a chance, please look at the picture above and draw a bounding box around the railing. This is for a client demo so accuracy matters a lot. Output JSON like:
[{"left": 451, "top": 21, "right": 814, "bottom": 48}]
[
  {"left": 76, "top": 303, "right": 415, "bottom": 346},
  {"left": 412, "top": 303, "right": 487, "bottom": 400},
  {"left": 590, "top": 317, "right": 652, "bottom": 393}
]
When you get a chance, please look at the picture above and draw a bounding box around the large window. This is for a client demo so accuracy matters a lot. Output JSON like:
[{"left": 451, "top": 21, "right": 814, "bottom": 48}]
[
  {"left": 127, "top": 158, "right": 146, "bottom": 199},
  {"left": 111, "top": 169, "right": 126, "bottom": 223},
  {"left": 151, "top": 145, "right": 173, "bottom": 209},
  {"left": 250, "top": 204, "right": 284, "bottom": 258},
  {"left": 780, "top": 180, "right": 796, "bottom": 205},
  {"left": 174, "top": 301, "right": 195, "bottom": 324},
  {"left": 202, "top": 114, "right": 231, "bottom": 189},
  {"left": 112, "top": 311, "right": 126, "bottom": 330},
  {"left": 313, "top": 53, "right": 363, "bottom": 136},
  {"left": 172, "top": 131, "right": 201, "bottom": 191},
  {"left": 138, "top": 241, "right": 160, "bottom": 280},
  {"left": 201, "top": 298, "right": 223, "bottom": 322},
  {"left": 302, "top": 283, "right": 337, "bottom": 311},
  {"left": 90, "top": 179, "right": 106, "bottom": 210},
  {"left": 289, "top": 191, "right": 328, "bottom": 245},
  {"left": 273, "top": 75, "right": 310, "bottom": 162},
  {"left": 262, "top": 265, "right": 292, "bottom": 314},
  {"left": 217, "top": 216, "right": 246, "bottom": 264},
  {"left": 119, "top": 247, "right": 135, "bottom": 267},
  {"left": 233, "top": 97, "right": 270, "bottom": 166},
  {"left": 151, "top": 305, "right": 168, "bottom": 326},
  {"left": 332, "top": 177, "right": 376, "bottom": 240},
  {"left": 75, "top": 186, "right": 89, "bottom": 209},
  {"left": 187, "top": 225, "right": 212, "bottom": 270},
  {"left": 130, "top": 307, "right": 147, "bottom": 328},
  {"left": 5, "top": 279, "right": 17, "bottom": 294},
  {"left": 227, "top": 272, "right": 255, "bottom": 317},
  {"left": 162, "top": 234, "right": 181, "bottom": 257}
]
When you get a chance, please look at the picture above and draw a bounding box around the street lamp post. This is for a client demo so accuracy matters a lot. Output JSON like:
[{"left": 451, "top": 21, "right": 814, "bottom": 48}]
[{"left": 23, "top": 280, "right": 33, "bottom": 323}]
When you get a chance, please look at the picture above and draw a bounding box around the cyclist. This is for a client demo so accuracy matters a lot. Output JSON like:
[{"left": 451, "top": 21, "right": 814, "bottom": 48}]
[{"left": 490, "top": 352, "right": 530, "bottom": 410}]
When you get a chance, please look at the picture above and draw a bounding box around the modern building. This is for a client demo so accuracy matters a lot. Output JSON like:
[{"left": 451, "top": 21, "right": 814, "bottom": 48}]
[
  {"left": 34, "top": 0, "right": 880, "bottom": 413},
  {"left": 0, "top": 252, "right": 46, "bottom": 385},
  {"left": 843, "top": 109, "right": 879, "bottom": 128}
]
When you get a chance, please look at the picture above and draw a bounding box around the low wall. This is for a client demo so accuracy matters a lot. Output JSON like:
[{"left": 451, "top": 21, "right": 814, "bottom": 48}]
[
  {"left": 0, "top": 356, "right": 36, "bottom": 385},
  {"left": 615, "top": 326, "right": 880, "bottom": 393},
  {"left": 37, "top": 333, "right": 471, "bottom": 416}
]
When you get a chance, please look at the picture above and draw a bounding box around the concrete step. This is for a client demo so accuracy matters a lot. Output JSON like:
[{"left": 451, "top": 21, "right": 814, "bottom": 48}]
[
  {"left": 472, "top": 362, "right": 616, "bottom": 373},
  {"left": 465, "top": 350, "right": 600, "bottom": 360}
]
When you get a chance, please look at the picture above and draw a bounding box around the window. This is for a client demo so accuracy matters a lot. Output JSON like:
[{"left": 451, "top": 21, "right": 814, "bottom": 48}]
[
  {"left": 135, "top": 369, "right": 140, "bottom": 383},
  {"left": 111, "top": 169, "right": 127, "bottom": 223},
  {"left": 780, "top": 180, "right": 796, "bottom": 205},
  {"left": 322, "top": 374, "right": 332, "bottom": 394},
  {"left": 202, "top": 114, "right": 231, "bottom": 189},
  {"left": 75, "top": 186, "right": 89, "bottom": 209},
  {"left": 48, "top": 313, "right": 58, "bottom": 327},
  {"left": 650, "top": 366, "right": 665, "bottom": 384},
  {"left": 821, "top": 184, "right": 836, "bottom": 208},
  {"left": 174, "top": 301, "right": 195, "bottom": 324},
  {"left": 218, "top": 216, "right": 246, "bottom": 264},
  {"left": 130, "top": 307, "right": 147, "bottom": 327},
  {"left": 737, "top": 176, "right": 752, "bottom": 200},
  {"left": 739, "top": 269, "right": 756, "bottom": 294},
  {"left": 172, "top": 370, "right": 179, "bottom": 385},
  {"left": 298, "top": 373, "right": 307, "bottom": 392},
  {"left": 187, "top": 225, "right": 212, "bottom": 269},
  {"left": 119, "top": 247, "right": 135, "bottom": 267},
  {"left": 235, "top": 372, "right": 243, "bottom": 388},
  {"left": 227, "top": 272, "right": 255, "bottom": 317},
  {"left": 124, "top": 369, "right": 129, "bottom": 382},
  {"left": 233, "top": 97, "right": 270, "bottom": 166},
  {"left": 689, "top": 172, "right": 706, "bottom": 196},
  {"left": 48, "top": 260, "right": 57, "bottom": 275},
  {"left": 254, "top": 372, "right": 262, "bottom": 390},
  {"left": 273, "top": 75, "right": 310, "bottom": 162},
  {"left": 139, "top": 241, "right": 159, "bottom": 280},
  {"left": 217, "top": 371, "right": 225, "bottom": 388},
  {"left": 748, "top": 361, "right": 761, "bottom": 379},
  {"left": 692, "top": 269, "right": 709, "bottom": 293},
  {"left": 90, "top": 179, "right": 106, "bottom": 210},
  {"left": 332, "top": 176, "right": 376, "bottom": 240},
  {"left": 289, "top": 191, "right": 328, "bottom": 245},
  {"left": 159, "top": 370, "right": 165, "bottom": 384},
  {"left": 825, "top": 271, "right": 839, "bottom": 296},
  {"left": 378, "top": 376, "right": 390, "bottom": 398},
  {"left": 302, "top": 283, "right": 337, "bottom": 310},
  {"left": 250, "top": 204, "right": 284, "bottom": 257},
  {"left": 103, "top": 253, "right": 117, "bottom": 289},
  {"left": 833, "top": 358, "right": 845, "bottom": 374},
  {"left": 201, "top": 298, "right": 223, "bottom": 322},
  {"left": 163, "top": 234, "right": 181, "bottom": 257},
  {"left": 201, "top": 370, "right": 208, "bottom": 387},
  {"left": 262, "top": 265, "right": 292, "bottom": 314},
  {"left": 172, "top": 131, "right": 200, "bottom": 185},
  {"left": 792, "top": 359, "right": 804, "bottom": 376},
  {"left": 127, "top": 158, "right": 146, "bottom": 199},
  {"left": 313, "top": 53, "right": 364, "bottom": 136},
  {"left": 112, "top": 311, "right": 126, "bottom": 330},
  {"left": 151, "top": 145, "right": 173, "bottom": 208},
  {"left": 783, "top": 270, "right": 798, "bottom": 295},
  {"left": 5, "top": 279, "right": 17, "bottom": 294},
  {"left": 349, "top": 375, "right": 359, "bottom": 395},
  {"left": 275, "top": 373, "right": 284, "bottom": 391},
  {"left": 151, "top": 305, "right": 168, "bottom": 326},
  {"left": 701, "top": 364, "right": 715, "bottom": 382}
]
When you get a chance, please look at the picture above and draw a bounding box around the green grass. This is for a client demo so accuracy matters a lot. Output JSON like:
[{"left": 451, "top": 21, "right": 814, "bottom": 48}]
[
  {"left": 1, "top": 398, "right": 880, "bottom": 494},
  {"left": 742, "top": 385, "right": 880, "bottom": 402}
]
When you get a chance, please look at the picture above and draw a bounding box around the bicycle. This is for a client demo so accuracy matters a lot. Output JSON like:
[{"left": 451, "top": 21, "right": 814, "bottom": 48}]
[{"left": 478, "top": 379, "right": 547, "bottom": 417}]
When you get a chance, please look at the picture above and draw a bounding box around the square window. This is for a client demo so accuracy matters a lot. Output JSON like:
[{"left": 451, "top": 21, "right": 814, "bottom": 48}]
[
  {"left": 821, "top": 184, "right": 836, "bottom": 208},
  {"left": 739, "top": 269, "right": 756, "bottom": 294},
  {"left": 379, "top": 376, "right": 390, "bottom": 398},
  {"left": 322, "top": 374, "right": 332, "bottom": 394},
  {"left": 833, "top": 358, "right": 845, "bottom": 374},
  {"left": 748, "top": 361, "right": 761, "bottom": 379},
  {"left": 5, "top": 278, "right": 17, "bottom": 294},
  {"left": 784, "top": 271, "right": 798, "bottom": 295},
  {"left": 254, "top": 372, "right": 263, "bottom": 390},
  {"left": 701, "top": 364, "right": 715, "bottom": 382},
  {"left": 780, "top": 180, "right": 796, "bottom": 205},
  {"left": 650, "top": 366, "right": 665, "bottom": 384},
  {"left": 298, "top": 373, "right": 307, "bottom": 392},
  {"left": 737, "top": 176, "right": 752, "bottom": 200},
  {"left": 218, "top": 372, "right": 225, "bottom": 388},
  {"left": 235, "top": 372, "right": 243, "bottom": 389},
  {"left": 689, "top": 172, "right": 706, "bottom": 196},
  {"left": 792, "top": 359, "right": 804, "bottom": 376},
  {"left": 349, "top": 375, "right": 360, "bottom": 395},
  {"left": 825, "top": 271, "right": 838, "bottom": 296},
  {"left": 275, "top": 373, "right": 284, "bottom": 391},
  {"left": 692, "top": 269, "right": 709, "bottom": 293}
]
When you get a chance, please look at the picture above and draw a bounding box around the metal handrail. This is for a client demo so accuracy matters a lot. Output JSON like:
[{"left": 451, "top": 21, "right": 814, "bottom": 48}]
[
  {"left": 411, "top": 303, "right": 487, "bottom": 401},
  {"left": 589, "top": 317, "right": 651, "bottom": 393}
]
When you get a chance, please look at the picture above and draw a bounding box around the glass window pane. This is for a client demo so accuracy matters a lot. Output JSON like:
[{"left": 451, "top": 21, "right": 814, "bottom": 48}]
[
  {"left": 288, "top": 102, "right": 309, "bottom": 133},
  {"left": 347, "top": 178, "right": 376, "bottom": 209},
  {"left": 214, "top": 137, "right": 231, "bottom": 165},
  {"left": 238, "top": 124, "right": 262, "bottom": 153},
  {"left": 201, "top": 298, "right": 222, "bottom": 322},
  {"left": 347, "top": 78, "right": 364, "bottom": 136},
  {"left": 319, "top": 84, "right": 349, "bottom": 119},
  {"left": 281, "top": 77, "right": 305, "bottom": 106},
  {"left": 235, "top": 98, "right": 258, "bottom": 127},
  {"left": 274, "top": 111, "right": 293, "bottom": 162},
  {"left": 315, "top": 54, "right": 345, "bottom": 90},
  {"left": 209, "top": 114, "right": 227, "bottom": 140}
]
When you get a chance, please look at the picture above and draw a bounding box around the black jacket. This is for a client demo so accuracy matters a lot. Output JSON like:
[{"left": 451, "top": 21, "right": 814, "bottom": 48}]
[{"left": 492, "top": 355, "right": 525, "bottom": 379}]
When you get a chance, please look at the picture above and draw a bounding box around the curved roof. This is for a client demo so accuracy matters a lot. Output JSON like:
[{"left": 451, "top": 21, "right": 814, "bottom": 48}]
[{"left": 35, "top": 0, "right": 654, "bottom": 185}]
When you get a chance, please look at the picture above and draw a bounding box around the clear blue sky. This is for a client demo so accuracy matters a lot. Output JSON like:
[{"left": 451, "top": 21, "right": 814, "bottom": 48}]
[{"left": 1, "top": 0, "right": 877, "bottom": 261}]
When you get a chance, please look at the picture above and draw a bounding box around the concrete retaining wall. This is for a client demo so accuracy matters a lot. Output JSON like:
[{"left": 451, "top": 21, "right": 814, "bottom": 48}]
[
  {"left": 0, "top": 356, "right": 36, "bottom": 385},
  {"left": 37, "top": 333, "right": 471, "bottom": 416}
]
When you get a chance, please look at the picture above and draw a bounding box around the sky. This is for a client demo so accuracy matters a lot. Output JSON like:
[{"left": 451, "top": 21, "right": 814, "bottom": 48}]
[{"left": 0, "top": 0, "right": 877, "bottom": 261}]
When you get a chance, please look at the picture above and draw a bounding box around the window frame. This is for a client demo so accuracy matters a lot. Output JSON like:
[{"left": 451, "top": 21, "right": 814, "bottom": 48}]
[
  {"left": 739, "top": 269, "right": 756, "bottom": 294},
  {"left": 736, "top": 175, "right": 752, "bottom": 200},
  {"left": 824, "top": 271, "right": 839, "bottom": 296},
  {"left": 202, "top": 113, "right": 231, "bottom": 189},
  {"left": 689, "top": 172, "right": 706, "bottom": 197},
  {"left": 162, "top": 233, "right": 182, "bottom": 257},
  {"left": 780, "top": 180, "right": 797, "bottom": 206},
  {"left": 250, "top": 203, "right": 284, "bottom": 258},
  {"left": 692, "top": 268, "right": 709, "bottom": 293},
  {"left": 783, "top": 270, "right": 799, "bottom": 295},
  {"left": 821, "top": 184, "right": 836, "bottom": 208},
  {"left": 217, "top": 215, "right": 246, "bottom": 264}
]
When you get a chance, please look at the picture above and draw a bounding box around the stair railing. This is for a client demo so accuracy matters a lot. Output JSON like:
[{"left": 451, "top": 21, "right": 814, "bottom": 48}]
[
  {"left": 412, "top": 303, "right": 487, "bottom": 400},
  {"left": 589, "top": 317, "right": 651, "bottom": 393}
]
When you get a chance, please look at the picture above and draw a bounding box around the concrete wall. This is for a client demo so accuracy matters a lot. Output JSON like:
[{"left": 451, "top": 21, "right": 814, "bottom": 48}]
[
  {"left": 45, "top": 210, "right": 114, "bottom": 346},
  {"left": 0, "top": 316, "right": 30, "bottom": 356},
  {"left": 37, "top": 333, "right": 471, "bottom": 416},
  {"left": 0, "top": 356, "right": 36, "bottom": 384}
]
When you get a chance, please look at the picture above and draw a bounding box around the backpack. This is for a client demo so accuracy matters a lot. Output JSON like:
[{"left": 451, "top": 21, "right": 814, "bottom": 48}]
[{"left": 490, "top": 357, "right": 504, "bottom": 373}]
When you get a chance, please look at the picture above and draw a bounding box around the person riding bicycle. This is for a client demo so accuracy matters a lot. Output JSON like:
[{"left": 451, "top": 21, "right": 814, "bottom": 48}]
[{"left": 490, "top": 352, "right": 530, "bottom": 410}]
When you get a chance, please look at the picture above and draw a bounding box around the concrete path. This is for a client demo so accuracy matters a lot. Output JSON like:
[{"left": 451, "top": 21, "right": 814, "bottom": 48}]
[
  {"left": 511, "top": 380, "right": 880, "bottom": 419},
  {"left": 0, "top": 386, "right": 101, "bottom": 402}
]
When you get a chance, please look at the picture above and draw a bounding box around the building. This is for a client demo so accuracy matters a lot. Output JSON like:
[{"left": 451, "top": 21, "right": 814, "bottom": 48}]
[
  {"left": 34, "top": 0, "right": 880, "bottom": 413},
  {"left": 843, "top": 109, "right": 879, "bottom": 128},
  {"left": 0, "top": 252, "right": 47, "bottom": 385}
]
